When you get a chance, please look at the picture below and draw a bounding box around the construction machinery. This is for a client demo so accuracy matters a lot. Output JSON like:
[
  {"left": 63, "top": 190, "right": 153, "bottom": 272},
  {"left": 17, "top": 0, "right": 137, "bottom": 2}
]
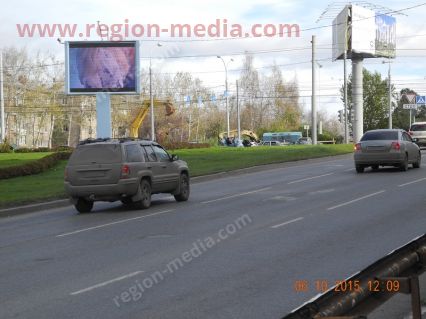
[
  {"left": 129, "top": 99, "right": 174, "bottom": 138},
  {"left": 218, "top": 129, "right": 260, "bottom": 143}
]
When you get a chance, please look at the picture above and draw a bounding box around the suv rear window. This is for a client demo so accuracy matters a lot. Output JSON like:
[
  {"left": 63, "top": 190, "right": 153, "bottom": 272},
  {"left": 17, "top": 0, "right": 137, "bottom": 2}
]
[
  {"left": 410, "top": 124, "right": 426, "bottom": 131},
  {"left": 125, "top": 144, "right": 144, "bottom": 162},
  {"left": 69, "top": 144, "right": 122, "bottom": 164},
  {"left": 361, "top": 131, "right": 398, "bottom": 141}
]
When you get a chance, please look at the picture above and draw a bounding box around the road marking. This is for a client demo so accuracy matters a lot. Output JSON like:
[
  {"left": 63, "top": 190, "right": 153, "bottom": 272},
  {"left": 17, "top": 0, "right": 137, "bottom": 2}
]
[
  {"left": 344, "top": 168, "right": 354, "bottom": 172},
  {"left": 398, "top": 177, "right": 426, "bottom": 187},
  {"left": 327, "top": 190, "right": 386, "bottom": 211},
  {"left": 70, "top": 271, "right": 144, "bottom": 295},
  {"left": 287, "top": 173, "right": 334, "bottom": 185},
  {"left": 201, "top": 187, "right": 271, "bottom": 204},
  {"left": 271, "top": 217, "right": 304, "bottom": 229},
  {"left": 56, "top": 209, "right": 174, "bottom": 238}
]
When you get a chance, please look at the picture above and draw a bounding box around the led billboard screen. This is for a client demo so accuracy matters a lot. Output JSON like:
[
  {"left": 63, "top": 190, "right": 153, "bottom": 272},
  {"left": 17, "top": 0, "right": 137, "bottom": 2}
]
[{"left": 65, "top": 41, "right": 140, "bottom": 94}]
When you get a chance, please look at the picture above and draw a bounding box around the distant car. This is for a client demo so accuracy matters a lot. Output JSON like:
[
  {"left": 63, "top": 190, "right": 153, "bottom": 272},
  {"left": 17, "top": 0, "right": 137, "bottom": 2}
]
[
  {"left": 296, "top": 137, "right": 312, "bottom": 145},
  {"left": 64, "top": 139, "right": 190, "bottom": 213},
  {"left": 409, "top": 122, "right": 426, "bottom": 147},
  {"left": 353, "top": 129, "right": 421, "bottom": 173},
  {"left": 259, "top": 141, "right": 287, "bottom": 146}
]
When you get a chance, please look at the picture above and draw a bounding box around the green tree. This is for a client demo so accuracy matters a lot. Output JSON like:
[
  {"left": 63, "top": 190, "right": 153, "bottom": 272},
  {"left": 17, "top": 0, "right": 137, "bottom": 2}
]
[
  {"left": 341, "top": 68, "right": 396, "bottom": 131},
  {"left": 392, "top": 88, "right": 417, "bottom": 130}
]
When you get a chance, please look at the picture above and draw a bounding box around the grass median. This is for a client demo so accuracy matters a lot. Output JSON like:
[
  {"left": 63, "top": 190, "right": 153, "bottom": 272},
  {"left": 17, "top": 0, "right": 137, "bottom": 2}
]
[
  {"left": 174, "top": 144, "right": 353, "bottom": 176},
  {"left": 0, "top": 152, "right": 53, "bottom": 168},
  {"left": 0, "top": 144, "right": 353, "bottom": 207}
]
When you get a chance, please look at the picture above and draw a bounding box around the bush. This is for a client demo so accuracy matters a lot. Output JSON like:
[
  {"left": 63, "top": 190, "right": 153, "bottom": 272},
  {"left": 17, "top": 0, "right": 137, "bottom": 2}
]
[
  {"left": 0, "top": 151, "right": 71, "bottom": 180},
  {"left": 0, "top": 139, "right": 13, "bottom": 153},
  {"left": 162, "top": 142, "right": 210, "bottom": 150}
]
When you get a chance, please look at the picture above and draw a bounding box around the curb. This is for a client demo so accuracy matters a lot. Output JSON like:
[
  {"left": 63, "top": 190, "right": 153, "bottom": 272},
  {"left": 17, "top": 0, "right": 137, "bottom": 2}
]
[
  {"left": 0, "top": 199, "right": 70, "bottom": 218},
  {"left": 0, "top": 153, "right": 353, "bottom": 218}
]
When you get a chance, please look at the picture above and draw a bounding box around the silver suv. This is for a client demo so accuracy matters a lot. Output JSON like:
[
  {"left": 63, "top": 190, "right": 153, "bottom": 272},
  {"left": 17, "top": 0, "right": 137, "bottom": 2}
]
[
  {"left": 409, "top": 122, "right": 426, "bottom": 147},
  {"left": 64, "top": 139, "right": 190, "bottom": 213}
]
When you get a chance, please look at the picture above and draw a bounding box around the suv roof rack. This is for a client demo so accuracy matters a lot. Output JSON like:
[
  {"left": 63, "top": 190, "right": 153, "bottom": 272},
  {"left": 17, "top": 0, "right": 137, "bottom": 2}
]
[{"left": 78, "top": 137, "right": 154, "bottom": 145}]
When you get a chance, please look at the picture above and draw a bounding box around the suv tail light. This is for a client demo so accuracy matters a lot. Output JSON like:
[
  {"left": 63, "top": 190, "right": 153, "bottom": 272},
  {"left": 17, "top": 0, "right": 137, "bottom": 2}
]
[
  {"left": 121, "top": 165, "right": 130, "bottom": 178},
  {"left": 354, "top": 143, "right": 361, "bottom": 151},
  {"left": 391, "top": 141, "right": 401, "bottom": 151}
]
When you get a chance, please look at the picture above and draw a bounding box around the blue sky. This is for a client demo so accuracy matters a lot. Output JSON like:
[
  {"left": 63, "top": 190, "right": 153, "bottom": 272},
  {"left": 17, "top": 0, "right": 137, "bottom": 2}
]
[{"left": 1, "top": 0, "right": 426, "bottom": 116}]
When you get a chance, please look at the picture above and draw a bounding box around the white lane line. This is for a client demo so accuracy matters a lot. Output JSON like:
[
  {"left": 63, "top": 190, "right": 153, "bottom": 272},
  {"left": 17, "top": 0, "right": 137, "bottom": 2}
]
[
  {"left": 398, "top": 177, "right": 426, "bottom": 187},
  {"left": 344, "top": 168, "right": 354, "bottom": 172},
  {"left": 327, "top": 190, "right": 386, "bottom": 211},
  {"left": 201, "top": 187, "right": 271, "bottom": 204},
  {"left": 56, "top": 209, "right": 174, "bottom": 238},
  {"left": 70, "top": 271, "right": 144, "bottom": 295},
  {"left": 287, "top": 173, "right": 334, "bottom": 185},
  {"left": 271, "top": 217, "right": 304, "bottom": 229}
]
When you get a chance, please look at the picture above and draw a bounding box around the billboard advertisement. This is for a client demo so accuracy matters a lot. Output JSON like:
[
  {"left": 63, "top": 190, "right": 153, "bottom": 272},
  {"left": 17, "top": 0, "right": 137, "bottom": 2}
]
[
  {"left": 332, "top": 6, "right": 349, "bottom": 61},
  {"left": 375, "top": 14, "right": 396, "bottom": 58},
  {"left": 65, "top": 41, "right": 140, "bottom": 94},
  {"left": 332, "top": 5, "right": 396, "bottom": 60}
]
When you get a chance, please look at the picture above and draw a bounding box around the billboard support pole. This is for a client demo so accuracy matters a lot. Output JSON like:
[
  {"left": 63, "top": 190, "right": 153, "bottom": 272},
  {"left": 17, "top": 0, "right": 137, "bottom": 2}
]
[
  {"left": 96, "top": 93, "right": 112, "bottom": 138},
  {"left": 352, "top": 58, "right": 363, "bottom": 143}
]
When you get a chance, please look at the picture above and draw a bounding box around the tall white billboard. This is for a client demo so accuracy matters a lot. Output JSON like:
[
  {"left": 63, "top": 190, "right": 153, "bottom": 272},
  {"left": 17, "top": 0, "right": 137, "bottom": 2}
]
[{"left": 332, "top": 5, "right": 396, "bottom": 60}]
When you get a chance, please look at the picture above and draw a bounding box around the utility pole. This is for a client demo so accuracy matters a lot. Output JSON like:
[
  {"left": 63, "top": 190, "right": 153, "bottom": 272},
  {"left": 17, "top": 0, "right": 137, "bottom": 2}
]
[
  {"left": 149, "top": 43, "right": 162, "bottom": 141},
  {"left": 236, "top": 80, "right": 241, "bottom": 145},
  {"left": 217, "top": 56, "right": 233, "bottom": 138},
  {"left": 388, "top": 60, "right": 392, "bottom": 129},
  {"left": 0, "top": 51, "right": 5, "bottom": 142},
  {"left": 311, "top": 35, "right": 317, "bottom": 145},
  {"left": 149, "top": 58, "right": 154, "bottom": 141}
]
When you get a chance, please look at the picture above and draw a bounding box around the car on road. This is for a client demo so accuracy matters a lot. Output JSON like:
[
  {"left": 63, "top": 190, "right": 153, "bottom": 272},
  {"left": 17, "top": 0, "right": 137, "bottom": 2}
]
[
  {"left": 353, "top": 129, "right": 421, "bottom": 173},
  {"left": 296, "top": 137, "right": 312, "bottom": 145},
  {"left": 409, "top": 122, "right": 426, "bottom": 147},
  {"left": 64, "top": 138, "right": 190, "bottom": 213},
  {"left": 259, "top": 140, "right": 289, "bottom": 146}
]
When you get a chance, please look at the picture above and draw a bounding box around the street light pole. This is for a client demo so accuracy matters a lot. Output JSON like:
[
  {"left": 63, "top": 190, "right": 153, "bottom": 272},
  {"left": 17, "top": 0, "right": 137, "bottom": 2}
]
[
  {"left": 388, "top": 60, "right": 392, "bottom": 129},
  {"left": 149, "top": 43, "right": 162, "bottom": 141},
  {"left": 382, "top": 59, "right": 392, "bottom": 129},
  {"left": 217, "top": 56, "right": 233, "bottom": 138}
]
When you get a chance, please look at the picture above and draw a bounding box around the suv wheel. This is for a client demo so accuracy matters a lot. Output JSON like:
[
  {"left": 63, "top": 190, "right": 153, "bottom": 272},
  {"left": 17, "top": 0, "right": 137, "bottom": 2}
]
[
  {"left": 75, "top": 198, "right": 93, "bottom": 213},
  {"left": 174, "top": 173, "right": 190, "bottom": 202},
  {"left": 121, "top": 197, "right": 133, "bottom": 206},
  {"left": 400, "top": 154, "right": 409, "bottom": 171},
  {"left": 413, "top": 152, "right": 421, "bottom": 168},
  {"left": 134, "top": 179, "right": 151, "bottom": 209},
  {"left": 355, "top": 165, "right": 364, "bottom": 173}
]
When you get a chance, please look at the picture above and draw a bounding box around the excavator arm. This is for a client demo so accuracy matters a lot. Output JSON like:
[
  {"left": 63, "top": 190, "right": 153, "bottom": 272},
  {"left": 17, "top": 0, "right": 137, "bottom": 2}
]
[{"left": 129, "top": 99, "right": 174, "bottom": 138}]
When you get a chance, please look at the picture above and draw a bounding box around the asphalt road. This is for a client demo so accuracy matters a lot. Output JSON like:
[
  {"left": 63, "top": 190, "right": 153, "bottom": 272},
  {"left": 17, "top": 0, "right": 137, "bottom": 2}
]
[{"left": 1, "top": 153, "right": 426, "bottom": 319}]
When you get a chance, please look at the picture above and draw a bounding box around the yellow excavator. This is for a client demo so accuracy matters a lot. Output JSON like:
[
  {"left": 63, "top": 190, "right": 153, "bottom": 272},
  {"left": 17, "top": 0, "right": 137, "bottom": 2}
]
[
  {"left": 129, "top": 99, "right": 175, "bottom": 138},
  {"left": 218, "top": 130, "right": 260, "bottom": 142}
]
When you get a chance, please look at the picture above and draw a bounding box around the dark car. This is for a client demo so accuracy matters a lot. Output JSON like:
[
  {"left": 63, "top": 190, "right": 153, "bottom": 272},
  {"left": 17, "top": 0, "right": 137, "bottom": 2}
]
[
  {"left": 64, "top": 139, "right": 190, "bottom": 213},
  {"left": 353, "top": 129, "right": 421, "bottom": 173}
]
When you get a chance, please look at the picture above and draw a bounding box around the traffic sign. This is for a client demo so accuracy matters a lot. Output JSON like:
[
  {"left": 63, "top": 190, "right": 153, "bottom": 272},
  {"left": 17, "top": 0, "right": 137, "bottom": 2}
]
[
  {"left": 403, "top": 104, "right": 417, "bottom": 110},
  {"left": 303, "top": 125, "right": 310, "bottom": 130},
  {"left": 416, "top": 96, "right": 426, "bottom": 104},
  {"left": 404, "top": 93, "right": 416, "bottom": 104}
]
